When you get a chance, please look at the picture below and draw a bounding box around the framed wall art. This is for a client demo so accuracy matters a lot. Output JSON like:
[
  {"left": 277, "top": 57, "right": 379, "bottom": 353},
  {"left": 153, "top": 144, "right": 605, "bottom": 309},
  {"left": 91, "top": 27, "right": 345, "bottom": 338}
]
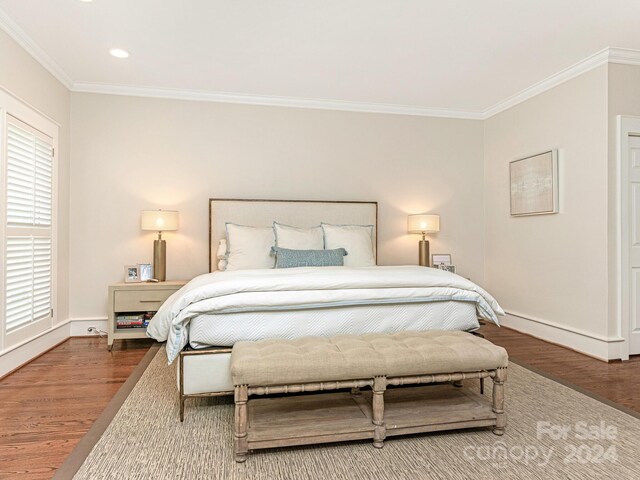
[{"left": 510, "top": 150, "right": 559, "bottom": 216}]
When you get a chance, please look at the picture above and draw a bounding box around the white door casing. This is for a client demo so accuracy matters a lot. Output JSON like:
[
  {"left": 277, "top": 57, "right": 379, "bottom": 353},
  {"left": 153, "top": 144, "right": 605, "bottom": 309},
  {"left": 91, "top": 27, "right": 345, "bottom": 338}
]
[
  {"left": 620, "top": 116, "right": 640, "bottom": 358},
  {"left": 627, "top": 134, "right": 640, "bottom": 355}
]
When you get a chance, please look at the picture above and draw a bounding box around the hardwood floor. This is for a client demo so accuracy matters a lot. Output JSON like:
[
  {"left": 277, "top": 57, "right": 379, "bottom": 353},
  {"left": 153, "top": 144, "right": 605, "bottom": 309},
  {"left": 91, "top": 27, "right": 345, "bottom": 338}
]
[
  {"left": 481, "top": 323, "right": 640, "bottom": 413},
  {"left": 1, "top": 326, "right": 640, "bottom": 479},
  {"left": 0, "top": 337, "right": 152, "bottom": 480}
]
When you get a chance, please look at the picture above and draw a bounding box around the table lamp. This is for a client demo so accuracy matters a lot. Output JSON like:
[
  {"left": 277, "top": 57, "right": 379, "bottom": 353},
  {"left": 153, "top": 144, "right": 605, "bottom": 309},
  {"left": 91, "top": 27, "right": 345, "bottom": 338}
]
[
  {"left": 141, "top": 210, "right": 179, "bottom": 281},
  {"left": 407, "top": 214, "right": 440, "bottom": 267}
]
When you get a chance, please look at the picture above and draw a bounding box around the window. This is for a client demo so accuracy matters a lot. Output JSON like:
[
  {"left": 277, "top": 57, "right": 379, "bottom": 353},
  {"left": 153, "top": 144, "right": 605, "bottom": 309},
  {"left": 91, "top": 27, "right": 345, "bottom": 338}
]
[{"left": 0, "top": 92, "right": 58, "bottom": 351}]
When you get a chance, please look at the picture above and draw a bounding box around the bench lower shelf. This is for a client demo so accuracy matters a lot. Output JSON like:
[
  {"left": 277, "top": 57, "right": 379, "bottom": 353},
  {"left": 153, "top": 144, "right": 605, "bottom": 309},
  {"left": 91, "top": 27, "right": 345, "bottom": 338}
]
[{"left": 246, "top": 384, "right": 497, "bottom": 451}]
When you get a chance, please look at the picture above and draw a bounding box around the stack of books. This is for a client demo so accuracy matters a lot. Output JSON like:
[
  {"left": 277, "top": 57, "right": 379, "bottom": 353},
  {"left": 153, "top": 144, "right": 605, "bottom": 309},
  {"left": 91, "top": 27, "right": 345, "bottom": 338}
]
[
  {"left": 143, "top": 312, "right": 154, "bottom": 327},
  {"left": 116, "top": 312, "right": 156, "bottom": 329}
]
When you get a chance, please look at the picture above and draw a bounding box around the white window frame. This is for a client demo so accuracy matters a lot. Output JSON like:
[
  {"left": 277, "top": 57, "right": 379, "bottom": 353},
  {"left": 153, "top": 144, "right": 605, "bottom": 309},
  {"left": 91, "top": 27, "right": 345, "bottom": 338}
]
[{"left": 0, "top": 88, "right": 58, "bottom": 351}]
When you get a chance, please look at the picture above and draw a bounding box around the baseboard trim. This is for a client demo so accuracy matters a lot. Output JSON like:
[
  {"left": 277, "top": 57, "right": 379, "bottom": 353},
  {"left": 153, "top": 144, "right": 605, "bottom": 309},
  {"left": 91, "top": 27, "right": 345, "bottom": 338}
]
[
  {"left": 0, "top": 320, "right": 71, "bottom": 378},
  {"left": 0, "top": 317, "right": 111, "bottom": 378},
  {"left": 502, "top": 312, "right": 625, "bottom": 361},
  {"left": 69, "top": 317, "right": 108, "bottom": 337}
]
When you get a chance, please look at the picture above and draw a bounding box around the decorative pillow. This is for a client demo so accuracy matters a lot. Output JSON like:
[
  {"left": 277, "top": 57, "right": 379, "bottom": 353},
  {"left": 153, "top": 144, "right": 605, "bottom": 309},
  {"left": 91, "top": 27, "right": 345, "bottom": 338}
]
[
  {"left": 216, "top": 239, "right": 227, "bottom": 259},
  {"left": 273, "top": 222, "right": 324, "bottom": 250},
  {"left": 271, "top": 247, "right": 347, "bottom": 268},
  {"left": 321, "top": 223, "right": 375, "bottom": 267},
  {"left": 225, "top": 224, "right": 275, "bottom": 271},
  {"left": 216, "top": 239, "right": 228, "bottom": 271}
]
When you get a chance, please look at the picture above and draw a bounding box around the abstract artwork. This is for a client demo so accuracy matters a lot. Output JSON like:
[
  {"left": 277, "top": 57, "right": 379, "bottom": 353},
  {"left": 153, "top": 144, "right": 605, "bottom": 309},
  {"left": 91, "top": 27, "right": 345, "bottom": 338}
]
[{"left": 510, "top": 150, "right": 558, "bottom": 216}]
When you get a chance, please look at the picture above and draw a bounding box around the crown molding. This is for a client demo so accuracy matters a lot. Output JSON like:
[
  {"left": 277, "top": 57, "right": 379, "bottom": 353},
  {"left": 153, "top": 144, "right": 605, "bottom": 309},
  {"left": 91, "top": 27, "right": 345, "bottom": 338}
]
[
  {"left": 67, "top": 46, "right": 640, "bottom": 120},
  {"left": 608, "top": 46, "right": 640, "bottom": 66},
  {"left": 482, "top": 47, "right": 610, "bottom": 118},
  {"left": 482, "top": 47, "right": 640, "bottom": 118},
  {"left": 0, "top": 7, "right": 73, "bottom": 90},
  {"left": 71, "top": 82, "right": 485, "bottom": 119}
]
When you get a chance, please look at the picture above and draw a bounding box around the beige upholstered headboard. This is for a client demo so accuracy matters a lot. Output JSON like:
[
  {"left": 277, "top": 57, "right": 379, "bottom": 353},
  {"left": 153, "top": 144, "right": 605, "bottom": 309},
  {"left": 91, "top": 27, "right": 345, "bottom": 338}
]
[{"left": 209, "top": 199, "right": 378, "bottom": 272}]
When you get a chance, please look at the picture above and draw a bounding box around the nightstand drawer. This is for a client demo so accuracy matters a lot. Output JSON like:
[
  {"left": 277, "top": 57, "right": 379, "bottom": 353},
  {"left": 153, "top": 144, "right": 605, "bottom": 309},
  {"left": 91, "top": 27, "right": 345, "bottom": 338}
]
[{"left": 114, "top": 289, "right": 174, "bottom": 312}]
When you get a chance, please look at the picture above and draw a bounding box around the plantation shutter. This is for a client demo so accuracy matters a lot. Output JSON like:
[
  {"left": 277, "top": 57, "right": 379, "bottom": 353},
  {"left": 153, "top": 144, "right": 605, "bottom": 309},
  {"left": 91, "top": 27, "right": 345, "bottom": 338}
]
[
  {"left": 7, "top": 122, "right": 53, "bottom": 226},
  {"left": 4, "top": 116, "right": 53, "bottom": 334}
]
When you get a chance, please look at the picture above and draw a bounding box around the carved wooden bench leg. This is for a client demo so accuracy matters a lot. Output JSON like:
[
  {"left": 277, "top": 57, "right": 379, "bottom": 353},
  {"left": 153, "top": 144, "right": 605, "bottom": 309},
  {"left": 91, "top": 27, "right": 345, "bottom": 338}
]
[
  {"left": 492, "top": 368, "right": 507, "bottom": 436},
  {"left": 372, "top": 376, "right": 387, "bottom": 448},
  {"left": 351, "top": 387, "right": 361, "bottom": 396},
  {"left": 234, "top": 385, "right": 249, "bottom": 462}
]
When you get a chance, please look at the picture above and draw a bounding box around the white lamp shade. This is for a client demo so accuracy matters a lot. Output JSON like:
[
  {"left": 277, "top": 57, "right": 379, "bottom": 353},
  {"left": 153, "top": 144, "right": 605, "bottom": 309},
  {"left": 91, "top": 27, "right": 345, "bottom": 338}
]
[
  {"left": 407, "top": 214, "right": 440, "bottom": 234},
  {"left": 141, "top": 210, "right": 179, "bottom": 232}
]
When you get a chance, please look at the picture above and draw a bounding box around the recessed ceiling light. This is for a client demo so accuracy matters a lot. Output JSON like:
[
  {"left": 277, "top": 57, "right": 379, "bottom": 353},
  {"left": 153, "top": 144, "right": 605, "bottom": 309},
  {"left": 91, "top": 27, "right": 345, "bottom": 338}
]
[
  {"left": 109, "top": 48, "right": 130, "bottom": 59},
  {"left": 79, "top": 0, "right": 94, "bottom": 3}
]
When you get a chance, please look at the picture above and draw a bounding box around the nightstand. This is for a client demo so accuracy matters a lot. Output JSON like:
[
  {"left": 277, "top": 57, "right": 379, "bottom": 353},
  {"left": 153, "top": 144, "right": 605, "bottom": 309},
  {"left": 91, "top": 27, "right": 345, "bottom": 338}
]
[{"left": 107, "top": 280, "right": 187, "bottom": 351}]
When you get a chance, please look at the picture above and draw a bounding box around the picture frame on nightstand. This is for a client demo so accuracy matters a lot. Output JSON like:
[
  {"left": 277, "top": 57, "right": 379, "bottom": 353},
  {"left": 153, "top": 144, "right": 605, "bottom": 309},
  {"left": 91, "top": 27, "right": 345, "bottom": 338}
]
[
  {"left": 139, "top": 263, "right": 153, "bottom": 281},
  {"left": 432, "top": 254, "right": 452, "bottom": 267},
  {"left": 124, "top": 265, "right": 141, "bottom": 283}
]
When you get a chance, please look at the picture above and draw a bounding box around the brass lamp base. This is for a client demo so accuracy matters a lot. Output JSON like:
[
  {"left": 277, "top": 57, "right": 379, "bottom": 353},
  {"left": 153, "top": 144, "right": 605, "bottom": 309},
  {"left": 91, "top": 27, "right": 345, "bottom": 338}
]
[
  {"left": 418, "top": 239, "right": 430, "bottom": 267},
  {"left": 153, "top": 238, "right": 167, "bottom": 282}
]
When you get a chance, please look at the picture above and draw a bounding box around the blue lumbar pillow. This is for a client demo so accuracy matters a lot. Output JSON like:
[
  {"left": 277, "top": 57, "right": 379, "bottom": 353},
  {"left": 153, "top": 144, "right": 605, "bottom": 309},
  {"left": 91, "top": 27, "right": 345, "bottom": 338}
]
[{"left": 271, "top": 246, "right": 348, "bottom": 268}]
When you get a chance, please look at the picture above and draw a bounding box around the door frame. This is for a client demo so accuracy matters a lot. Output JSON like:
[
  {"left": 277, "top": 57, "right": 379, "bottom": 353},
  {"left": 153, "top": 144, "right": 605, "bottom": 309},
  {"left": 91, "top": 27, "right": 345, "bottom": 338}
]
[{"left": 618, "top": 115, "right": 640, "bottom": 360}]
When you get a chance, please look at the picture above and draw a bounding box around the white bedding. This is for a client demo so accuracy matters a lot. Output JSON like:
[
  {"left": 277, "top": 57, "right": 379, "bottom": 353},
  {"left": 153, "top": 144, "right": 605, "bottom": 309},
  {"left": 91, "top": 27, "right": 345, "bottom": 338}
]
[
  {"left": 189, "top": 301, "right": 479, "bottom": 348},
  {"left": 147, "top": 265, "right": 504, "bottom": 363}
]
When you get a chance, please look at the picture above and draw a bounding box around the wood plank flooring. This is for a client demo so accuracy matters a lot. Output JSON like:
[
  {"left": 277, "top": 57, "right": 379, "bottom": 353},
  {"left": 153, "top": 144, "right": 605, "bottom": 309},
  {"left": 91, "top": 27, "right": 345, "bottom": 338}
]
[
  {"left": 480, "top": 323, "right": 640, "bottom": 412},
  {"left": 1, "top": 325, "right": 640, "bottom": 479},
  {"left": 0, "top": 337, "right": 152, "bottom": 480}
]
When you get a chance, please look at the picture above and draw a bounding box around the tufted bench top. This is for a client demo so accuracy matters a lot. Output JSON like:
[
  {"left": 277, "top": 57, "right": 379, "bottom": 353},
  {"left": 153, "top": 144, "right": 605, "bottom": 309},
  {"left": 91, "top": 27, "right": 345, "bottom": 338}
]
[{"left": 230, "top": 331, "right": 508, "bottom": 386}]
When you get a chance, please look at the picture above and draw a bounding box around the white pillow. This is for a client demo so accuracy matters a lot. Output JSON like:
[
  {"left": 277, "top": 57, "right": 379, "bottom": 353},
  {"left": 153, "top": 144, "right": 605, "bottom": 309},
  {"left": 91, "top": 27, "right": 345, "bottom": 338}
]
[
  {"left": 274, "top": 222, "right": 324, "bottom": 250},
  {"left": 321, "top": 223, "right": 375, "bottom": 267},
  {"left": 225, "top": 224, "right": 275, "bottom": 271}
]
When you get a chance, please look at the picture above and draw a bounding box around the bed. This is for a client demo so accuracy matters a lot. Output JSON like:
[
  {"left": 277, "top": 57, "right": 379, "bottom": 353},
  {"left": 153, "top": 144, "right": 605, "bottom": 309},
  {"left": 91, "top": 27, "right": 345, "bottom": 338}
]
[{"left": 145, "top": 199, "right": 504, "bottom": 420}]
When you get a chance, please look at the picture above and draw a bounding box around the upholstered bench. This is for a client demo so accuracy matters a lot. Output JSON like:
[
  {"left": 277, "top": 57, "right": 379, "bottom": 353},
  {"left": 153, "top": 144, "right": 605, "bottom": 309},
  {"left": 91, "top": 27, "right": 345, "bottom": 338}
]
[{"left": 231, "top": 330, "right": 508, "bottom": 463}]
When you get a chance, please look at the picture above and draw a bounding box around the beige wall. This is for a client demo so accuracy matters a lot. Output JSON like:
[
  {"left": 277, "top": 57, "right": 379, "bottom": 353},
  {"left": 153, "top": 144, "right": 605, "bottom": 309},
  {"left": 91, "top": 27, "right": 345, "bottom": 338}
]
[
  {"left": 70, "top": 93, "right": 485, "bottom": 319},
  {"left": 484, "top": 65, "right": 610, "bottom": 339},
  {"left": 0, "top": 29, "right": 71, "bottom": 324}
]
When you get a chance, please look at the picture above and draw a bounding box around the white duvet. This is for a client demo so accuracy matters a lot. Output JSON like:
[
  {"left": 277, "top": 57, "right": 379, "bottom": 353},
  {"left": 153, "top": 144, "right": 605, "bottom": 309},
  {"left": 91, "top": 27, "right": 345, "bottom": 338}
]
[{"left": 147, "top": 265, "right": 504, "bottom": 363}]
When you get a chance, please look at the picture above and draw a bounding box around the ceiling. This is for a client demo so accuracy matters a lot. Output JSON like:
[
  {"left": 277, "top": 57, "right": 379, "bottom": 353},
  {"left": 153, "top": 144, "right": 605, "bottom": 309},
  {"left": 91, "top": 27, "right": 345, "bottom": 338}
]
[{"left": 1, "top": 0, "right": 640, "bottom": 117}]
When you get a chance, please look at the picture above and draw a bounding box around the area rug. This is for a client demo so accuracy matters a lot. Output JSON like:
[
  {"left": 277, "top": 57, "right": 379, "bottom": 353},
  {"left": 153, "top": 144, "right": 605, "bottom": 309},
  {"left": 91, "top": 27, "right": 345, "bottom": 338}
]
[{"left": 62, "top": 347, "right": 640, "bottom": 479}]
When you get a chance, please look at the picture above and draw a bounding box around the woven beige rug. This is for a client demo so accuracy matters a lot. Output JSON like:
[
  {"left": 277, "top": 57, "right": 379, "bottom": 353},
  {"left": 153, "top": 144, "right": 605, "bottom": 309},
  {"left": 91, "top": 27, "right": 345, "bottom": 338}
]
[{"left": 70, "top": 348, "right": 640, "bottom": 479}]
